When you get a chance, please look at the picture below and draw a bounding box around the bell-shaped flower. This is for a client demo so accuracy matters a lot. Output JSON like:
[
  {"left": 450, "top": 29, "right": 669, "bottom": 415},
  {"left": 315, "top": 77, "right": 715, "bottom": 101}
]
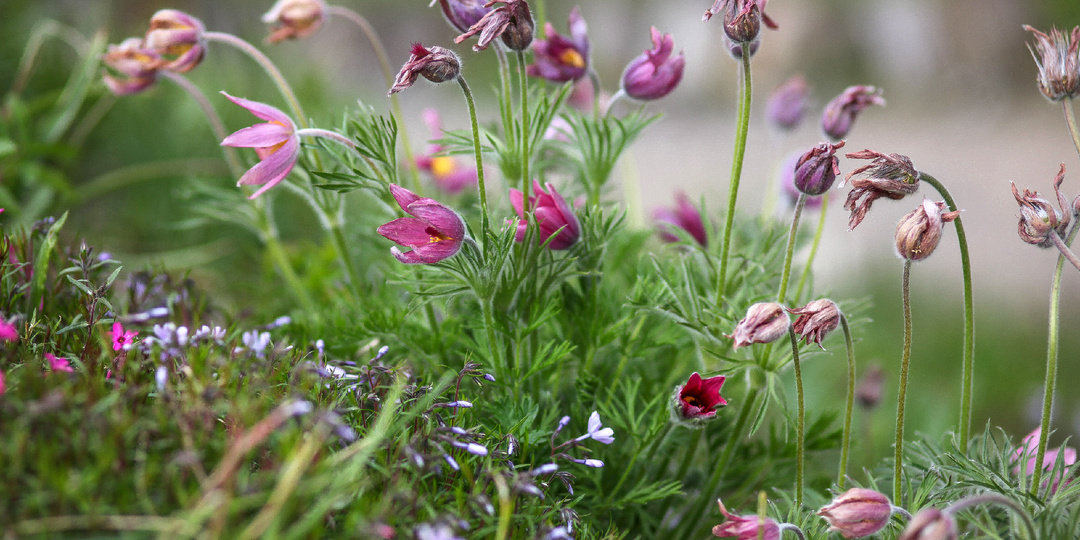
[
  {"left": 821, "top": 85, "right": 885, "bottom": 140},
  {"left": 894, "top": 199, "right": 960, "bottom": 262},
  {"left": 415, "top": 108, "right": 478, "bottom": 193},
  {"left": 377, "top": 184, "right": 468, "bottom": 264},
  {"left": 528, "top": 7, "right": 590, "bottom": 83},
  {"left": 671, "top": 372, "right": 727, "bottom": 425},
  {"left": 817, "top": 488, "right": 896, "bottom": 539},
  {"left": 389, "top": 43, "right": 461, "bottom": 95},
  {"left": 454, "top": 0, "right": 535, "bottom": 52},
  {"left": 653, "top": 192, "right": 708, "bottom": 247},
  {"left": 263, "top": 0, "right": 328, "bottom": 43},
  {"left": 793, "top": 140, "right": 845, "bottom": 196},
  {"left": 143, "top": 9, "right": 207, "bottom": 73},
  {"left": 510, "top": 181, "right": 581, "bottom": 250},
  {"left": 1023, "top": 25, "right": 1080, "bottom": 102},
  {"left": 102, "top": 37, "right": 161, "bottom": 95},
  {"left": 842, "top": 149, "right": 920, "bottom": 230},
  {"left": 787, "top": 299, "right": 842, "bottom": 349},
  {"left": 620, "top": 27, "right": 685, "bottom": 101},
  {"left": 712, "top": 499, "right": 781, "bottom": 540},
  {"left": 1012, "top": 164, "right": 1072, "bottom": 248},
  {"left": 220, "top": 92, "right": 300, "bottom": 199},
  {"left": 725, "top": 302, "right": 790, "bottom": 348}
]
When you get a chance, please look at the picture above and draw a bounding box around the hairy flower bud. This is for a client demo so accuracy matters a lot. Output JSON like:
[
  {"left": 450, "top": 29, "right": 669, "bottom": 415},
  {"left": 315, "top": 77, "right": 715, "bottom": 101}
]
[
  {"left": 822, "top": 85, "right": 885, "bottom": 140},
  {"left": 793, "top": 141, "right": 845, "bottom": 196},
  {"left": 898, "top": 508, "right": 957, "bottom": 540},
  {"left": 787, "top": 299, "right": 841, "bottom": 349},
  {"left": 1012, "top": 164, "right": 1071, "bottom": 248},
  {"left": 670, "top": 372, "right": 727, "bottom": 426},
  {"left": 389, "top": 44, "right": 461, "bottom": 95},
  {"left": 817, "top": 488, "right": 895, "bottom": 539},
  {"left": 263, "top": 0, "right": 327, "bottom": 43},
  {"left": 712, "top": 499, "right": 781, "bottom": 540},
  {"left": 1022, "top": 25, "right": 1080, "bottom": 101},
  {"left": 725, "top": 302, "right": 790, "bottom": 348},
  {"left": 621, "top": 27, "right": 686, "bottom": 101},
  {"left": 143, "top": 9, "right": 206, "bottom": 73},
  {"left": 895, "top": 199, "right": 960, "bottom": 261},
  {"left": 767, "top": 75, "right": 810, "bottom": 131}
]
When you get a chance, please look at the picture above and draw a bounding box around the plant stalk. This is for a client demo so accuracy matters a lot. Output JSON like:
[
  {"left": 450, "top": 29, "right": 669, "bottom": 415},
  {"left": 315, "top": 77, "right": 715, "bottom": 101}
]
[
  {"left": 894, "top": 260, "right": 913, "bottom": 504},
  {"left": 838, "top": 314, "right": 856, "bottom": 488},
  {"left": 716, "top": 50, "right": 753, "bottom": 307},
  {"left": 458, "top": 76, "right": 490, "bottom": 254},
  {"left": 794, "top": 194, "right": 828, "bottom": 302},
  {"left": 778, "top": 193, "right": 806, "bottom": 304},
  {"left": 788, "top": 327, "right": 805, "bottom": 507}
]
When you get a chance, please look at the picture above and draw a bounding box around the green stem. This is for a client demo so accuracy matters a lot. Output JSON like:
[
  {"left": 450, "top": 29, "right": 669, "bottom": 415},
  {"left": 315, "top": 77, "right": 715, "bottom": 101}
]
[
  {"left": 919, "top": 173, "right": 975, "bottom": 443},
  {"left": 160, "top": 71, "right": 243, "bottom": 175},
  {"left": 715, "top": 51, "right": 753, "bottom": 307},
  {"left": 262, "top": 222, "right": 318, "bottom": 313},
  {"left": 458, "top": 76, "right": 490, "bottom": 254},
  {"left": 838, "top": 314, "right": 856, "bottom": 488},
  {"left": 480, "top": 296, "right": 503, "bottom": 377},
  {"left": 328, "top": 216, "right": 362, "bottom": 299},
  {"left": 778, "top": 194, "right": 806, "bottom": 304},
  {"left": 203, "top": 31, "right": 308, "bottom": 129},
  {"left": 1050, "top": 230, "right": 1080, "bottom": 272},
  {"left": 794, "top": 194, "right": 828, "bottom": 302},
  {"left": 788, "top": 328, "right": 805, "bottom": 508},
  {"left": 894, "top": 260, "right": 913, "bottom": 504},
  {"left": 1064, "top": 98, "right": 1080, "bottom": 159},
  {"left": 518, "top": 50, "right": 531, "bottom": 207}
]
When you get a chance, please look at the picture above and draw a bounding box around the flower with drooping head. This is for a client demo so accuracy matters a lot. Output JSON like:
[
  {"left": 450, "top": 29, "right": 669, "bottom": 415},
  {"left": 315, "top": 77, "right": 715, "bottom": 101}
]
[
  {"left": 415, "top": 108, "right": 478, "bottom": 193},
  {"left": 389, "top": 43, "right": 461, "bottom": 95},
  {"left": 822, "top": 85, "right": 885, "bottom": 140},
  {"left": 671, "top": 372, "right": 727, "bottom": 425},
  {"left": 1012, "top": 164, "right": 1072, "bottom": 248},
  {"left": 45, "top": 353, "right": 74, "bottom": 373},
  {"left": 377, "top": 184, "right": 468, "bottom": 264},
  {"left": 0, "top": 319, "right": 17, "bottom": 342},
  {"left": 574, "top": 411, "right": 615, "bottom": 444},
  {"left": 510, "top": 181, "right": 581, "bottom": 250},
  {"left": 725, "top": 302, "right": 790, "bottom": 348},
  {"left": 895, "top": 199, "right": 960, "bottom": 262},
  {"left": 454, "top": 0, "right": 535, "bottom": 52},
  {"left": 263, "top": 0, "right": 328, "bottom": 43},
  {"left": 898, "top": 507, "right": 957, "bottom": 540},
  {"left": 842, "top": 149, "right": 920, "bottom": 230},
  {"left": 101, "top": 37, "right": 161, "bottom": 95},
  {"left": 143, "top": 9, "right": 206, "bottom": 73},
  {"left": 220, "top": 92, "right": 300, "bottom": 199},
  {"left": 109, "top": 322, "right": 138, "bottom": 352},
  {"left": 1023, "top": 25, "right": 1080, "bottom": 102},
  {"left": 620, "top": 27, "right": 686, "bottom": 101},
  {"left": 712, "top": 499, "right": 781, "bottom": 540},
  {"left": 654, "top": 192, "right": 708, "bottom": 247},
  {"left": 778, "top": 152, "right": 824, "bottom": 210},
  {"left": 767, "top": 74, "right": 810, "bottom": 131},
  {"left": 787, "top": 298, "right": 841, "bottom": 349},
  {"left": 793, "top": 140, "right": 845, "bottom": 196},
  {"left": 1012, "top": 427, "right": 1077, "bottom": 494},
  {"left": 817, "top": 488, "right": 896, "bottom": 539},
  {"left": 528, "top": 7, "right": 589, "bottom": 83},
  {"left": 437, "top": 0, "right": 494, "bottom": 33}
]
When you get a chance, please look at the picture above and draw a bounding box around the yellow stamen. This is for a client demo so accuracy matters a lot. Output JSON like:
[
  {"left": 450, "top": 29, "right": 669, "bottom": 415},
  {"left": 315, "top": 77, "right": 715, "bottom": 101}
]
[
  {"left": 430, "top": 156, "right": 457, "bottom": 179},
  {"left": 558, "top": 49, "right": 586, "bottom": 69}
]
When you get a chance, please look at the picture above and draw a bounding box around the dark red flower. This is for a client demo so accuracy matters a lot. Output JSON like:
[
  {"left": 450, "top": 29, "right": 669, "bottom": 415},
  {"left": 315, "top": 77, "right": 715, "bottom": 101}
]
[
  {"left": 389, "top": 43, "right": 461, "bottom": 95},
  {"left": 673, "top": 372, "right": 727, "bottom": 423}
]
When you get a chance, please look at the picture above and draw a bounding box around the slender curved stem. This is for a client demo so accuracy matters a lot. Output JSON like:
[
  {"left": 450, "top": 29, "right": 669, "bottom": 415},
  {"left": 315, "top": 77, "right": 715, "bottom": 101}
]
[
  {"left": 945, "top": 493, "right": 1037, "bottom": 540},
  {"left": 894, "top": 260, "right": 913, "bottom": 504},
  {"left": 794, "top": 194, "right": 829, "bottom": 302},
  {"left": 1050, "top": 230, "right": 1080, "bottom": 272},
  {"left": 788, "top": 328, "right": 805, "bottom": 507},
  {"left": 517, "top": 50, "right": 531, "bottom": 207},
  {"left": 458, "top": 77, "right": 490, "bottom": 254},
  {"left": 715, "top": 51, "right": 753, "bottom": 307},
  {"left": 919, "top": 173, "right": 975, "bottom": 443},
  {"left": 838, "top": 314, "right": 856, "bottom": 488},
  {"left": 1064, "top": 99, "right": 1080, "bottom": 159},
  {"left": 11, "top": 19, "right": 90, "bottom": 95},
  {"left": 203, "top": 32, "right": 308, "bottom": 129},
  {"left": 160, "top": 71, "right": 242, "bottom": 175},
  {"left": 778, "top": 193, "right": 806, "bottom": 304}
]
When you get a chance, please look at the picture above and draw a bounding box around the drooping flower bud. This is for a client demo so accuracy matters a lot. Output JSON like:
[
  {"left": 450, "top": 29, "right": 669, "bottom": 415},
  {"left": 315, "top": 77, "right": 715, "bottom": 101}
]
[
  {"left": 725, "top": 302, "right": 790, "bottom": 348},
  {"left": 670, "top": 372, "right": 727, "bottom": 426},
  {"left": 786, "top": 299, "right": 841, "bottom": 349},
  {"left": 454, "top": 0, "right": 534, "bottom": 52},
  {"left": 712, "top": 499, "right": 782, "bottom": 540},
  {"left": 821, "top": 85, "right": 885, "bottom": 140},
  {"left": 1012, "top": 164, "right": 1072, "bottom": 248},
  {"left": 101, "top": 37, "right": 161, "bottom": 95},
  {"left": 389, "top": 44, "right": 461, "bottom": 95},
  {"left": 620, "top": 27, "right": 685, "bottom": 101},
  {"left": 897, "top": 508, "right": 957, "bottom": 540},
  {"left": 895, "top": 199, "right": 960, "bottom": 262},
  {"left": 510, "top": 181, "right": 581, "bottom": 250},
  {"left": 653, "top": 192, "right": 708, "bottom": 247},
  {"left": 817, "top": 488, "right": 896, "bottom": 539},
  {"left": 143, "top": 9, "right": 207, "bottom": 73},
  {"left": 1022, "top": 25, "right": 1080, "bottom": 102},
  {"left": 793, "top": 140, "right": 845, "bottom": 196},
  {"left": 767, "top": 75, "right": 810, "bottom": 131},
  {"left": 437, "top": 0, "right": 494, "bottom": 33},
  {"left": 842, "top": 149, "right": 920, "bottom": 230},
  {"left": 263, "top": 0, "right": 328, "bottom": 43}
]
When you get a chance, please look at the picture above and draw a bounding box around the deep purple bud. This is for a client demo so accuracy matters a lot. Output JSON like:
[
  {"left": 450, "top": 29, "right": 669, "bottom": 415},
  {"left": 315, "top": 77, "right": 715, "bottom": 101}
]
[
  {"left": 767, "top": 75, "right": 810, "bottom": 130},
  {"left": 438, "top": 0, "right": 494, "bottom": 33},
  {"left": 793, "top": 140, "right": 845, "bottom": 196},
  {"left": 821, "top": 85, "right": 885, "bottom": 140},
  {"left": 620, "top": 27, "right": 685, "bottom": 101}
]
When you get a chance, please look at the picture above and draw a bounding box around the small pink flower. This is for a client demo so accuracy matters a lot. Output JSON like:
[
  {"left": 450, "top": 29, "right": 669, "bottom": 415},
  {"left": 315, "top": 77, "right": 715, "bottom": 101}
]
[
  {"left": 620, "top": 27, "right": 685, "bottom": 101},
  {"left": 415, "top": 108, "right": 478, "bottom": 193},
  {"left": 654, "top": 192, "right": 708, "bottom": 247},
  {"left": 109, "top": 322, "right": 138, "bottom": 351},
  {"left": 45, "top": 353, "right": 74, "bottom": 373},
  {"left": 510, "top": 181, "right": 581, "bottom": 250},
  {"left": 673, "top": 372, "right": 727, "bottom": 423},
  {"left": 0, "top": 319, "right": 17, "bottom": 342},
  {"left": 528, "top": 7, "right": 590, "bottom": 83},
  {"left": 377, "top": 184, "right": 468, "bottom": 264},
  {"left": 220, "top": 92, "right": 300, "bottom": 199}
]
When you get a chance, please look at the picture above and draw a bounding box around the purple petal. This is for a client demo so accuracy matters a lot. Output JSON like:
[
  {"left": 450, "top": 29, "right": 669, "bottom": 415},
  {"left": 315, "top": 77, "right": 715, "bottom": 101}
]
[
  {"left": 221, "top": 92, "right": 294, "bottom": 126},
  {"left": 389, "top": 184, "right": 422, "bottom": 212},
  {"left": 568, "top": 7, "right": 588, "bottom": 52},
  {"left": 509, "top": 188, "right": 526, "bottom": 218},
  {"left": 410, "top": 238, "right": 463, "bottom": 262},
  {"left": 407, "top": 202, "right": 466, "bottom": 240},
  {"left": 221, "top": 122, "right": 293, "bottom": 148},
  {"left": 390, "top": 246, "right": 429, "bottom": 264},
  {"left": 377, "top": 217, "right": 436, "bottom": 246}
]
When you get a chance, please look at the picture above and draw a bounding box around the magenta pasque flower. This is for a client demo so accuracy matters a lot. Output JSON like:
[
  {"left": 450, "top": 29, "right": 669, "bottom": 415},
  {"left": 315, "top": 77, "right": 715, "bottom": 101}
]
[
  {"left": 416, "top": 108, "right": 478, "bottom": 193},
  {"left": 101, "top": 37, "right": 161, "bottom": 96},
  {"left": 620, "top": 27, "right": 685, "bottom": 101},
  {"left": 653, "top": 192, "right": 707, "bottom": 247},
  {"left": 725, "top": 302, "right": 790, "bottom": 348},
  {"left": 672, "top": 372, "right": 726, "bottom": 424},
  {"left": 108, "top": 322, "right": 138, "bottom": 352},
  {"left": 821, "top": 85, "right": 885, "bottom": 140},
  {"left": 0, "top": 319, "right": 18, "bottom": 342},
  {"left": 263, "top": 0, "right": 328, "bottom": 43},
  {"left": 389, "top": 43, "right": 461, "bottom": 95},
  {"left": 528, "top": 7, "right": 589, "bottom": 83},
  {"left": 454, "top": 0, "right": 535, "bottom": 52},
  {"left": 712, "top": 499, "right": 781, "bottom": 540},
  {"left": 143, "top": 9, "right": 206, "bottom": 73},
  {"left": 219, "top": 92, "right": 300, "bottom": 199},
  {"left": 437, "top": 0, "right": 495, "bottom": 33},
  {"left": 767, "top": 75, "right": 810, "bottom": 131},
  {"left": 377, "top": 184, "right": 468, "bottom": 264},
  {"left": 511, "top": 181, "right": 581, "bottom": 250},
  {"left": 817, "top": 488, "right": 895, "bottom": 539}
]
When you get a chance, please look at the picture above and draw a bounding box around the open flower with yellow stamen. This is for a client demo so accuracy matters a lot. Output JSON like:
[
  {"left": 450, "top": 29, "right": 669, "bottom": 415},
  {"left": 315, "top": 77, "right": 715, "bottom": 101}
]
[
  {"left": 377, "top": 184, "right": 469, "bottom": 264},
  {"left": 527, "top": 7, "right": 589, "bottom": 83}
]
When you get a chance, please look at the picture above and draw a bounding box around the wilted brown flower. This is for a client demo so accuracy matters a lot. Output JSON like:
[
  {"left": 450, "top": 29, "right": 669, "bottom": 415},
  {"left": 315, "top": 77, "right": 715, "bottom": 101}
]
[
  {"left": 454, "top": 0, "right": 534, "bottom": 51},
  {"left": 388, "top": 44, "right": 461, "bottom": 95},
  {"left": 895, "top": 199, "right": 960, "bottom": 261},
  {"left": 842, "top": 149, "right": 920, "bottom": 230},
  {"left": 1022, "top": 25, "right": 1080, "bottom": 101},
  {"left": 1012, "top": 164, "right": 1071, "bottom": 248},
  {"left": 725, "top": 302, "right": 790, "bottom": 348},
  {"left": 786, "top": 299, "right": 841, "bottom": 349}
]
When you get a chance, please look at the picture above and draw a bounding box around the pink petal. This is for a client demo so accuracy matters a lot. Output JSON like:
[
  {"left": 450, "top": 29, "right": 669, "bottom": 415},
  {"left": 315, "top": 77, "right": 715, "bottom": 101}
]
[
  {"left": 377, "top": 217, "right": 436, "bottom": 246},
  {"left": 389, "top": 184, "right": 422, "bottom": 212},
  {"left": 238, "top": 137, "right": 299, "bottom": 188},
  {"left": 221, "top": 122, "right": 293, "bottom": 148},
  {"left": 509, "top": 188, "right": 526, "bottom": 218},
  {"left": 408, "top": 203, "right": 465, "bottom": 240},
  {"left": 220, "top": 92, "right": 293, "bottom": 126},
  {"left": 410, "top": 238, "right": 463, "bottom": 262}
]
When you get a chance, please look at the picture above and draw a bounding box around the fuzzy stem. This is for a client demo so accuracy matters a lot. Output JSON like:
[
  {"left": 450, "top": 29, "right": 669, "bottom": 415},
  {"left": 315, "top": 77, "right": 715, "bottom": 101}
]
[
  {"left": 458, "top": 76, "right": 490, "bottom": 254},
  {"left": 788, "top": 327, "right": 805, "bottom": 508},
  {"left": 778, "top": 193, "right": 806, "bottom": 304},
  {"left": 1064, "top": 98, "right": 1080, "bottom": 159},
  {"left": 160, "top": 71, "right": 243, "bottom": 176},
  {"left": 203, "top": 32, "right": 308, "bottom": 129},
  {"left": 517, "top": 50, "right": 531, "bottom": 208},
  {"left": 894, "top": 260, "right": 913, "bottom": 504},
  {"left": 715, "top": 50, "right": 753, "bottom": 307},
  {"left": 919, "top": 173, "right": 975, "bottom": 443},
  {"left": 794, "top": 194, "right": 828, "bottom": 302},
  {"left": 480, "top": 297, "right": 503, "bottom": 378},
  {"left": 944, "top": 493, "right": 1037, "bottom": 540},
  {"left": 838, "top": 314, "right": 856, "bottom": 489},
  {"left": 1050, "top": 230, "right": 1080, "bottom": 272}
]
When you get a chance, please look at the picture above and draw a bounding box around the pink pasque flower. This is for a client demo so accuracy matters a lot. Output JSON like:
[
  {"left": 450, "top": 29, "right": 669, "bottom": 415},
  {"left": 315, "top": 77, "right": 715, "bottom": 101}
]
[
  {"left": 220, "top": 92, "right": 300, "bottom": 199},
  {"left": 653, "top": 191, "right": 708, "bottom": 247},
  {"left": 143, "top": 9, "right": 207, "bottom": 73},
  {"left": 377, "top": 184, "right": 468, "bottom": 264},
  {"left": 415, "top": 108, "right": 478, "bottom": 193},
  {"left": 101, "top": 37, "right": 162, "bottom": 96},
  {"left": 620, "top": 27, "right": 685, "bottom": 101},
  {"left": 1013, "top": 427, "right": 1077, "bottom": 493},
  {"left": 712, "top": 499, "right": 781, "bottom": 540},
  {"left": 45, "top": 353, "right": 74, "bottom": 373},
  {"left": 528, "top": 7, "right": 590, "bottom": 83},
  {"left": 510, "top": 181, "right": 581, "bottom": 250},
  {"left": 109, "top": 322, "right": 138, "bottom": 351},
  {"left": 673, "top": 372, "right": 727, "bottom": 423}
]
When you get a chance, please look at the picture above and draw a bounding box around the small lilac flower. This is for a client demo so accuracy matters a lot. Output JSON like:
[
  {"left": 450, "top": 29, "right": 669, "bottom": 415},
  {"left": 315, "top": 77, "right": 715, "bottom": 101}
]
[
  {"left": 793, "top": 140, "right": 845, "bottom": 196},
  {"left": 451, "top": 441, "right": 489, "bottom": 456},
  {"left": 510, "top": 181, "right": 581, "bottom": 250},
  {"left": 155, "top": 365, "right": 168, "bottom": 391},
  {"left": 569, "top": 457, "right": 604, "bottom": 468},
  {"left": 389, "top": 44, "right": 461, "bottom": 95},
  {"left": 672, "top": 372, "right": 727, "bottom": 424},
  {"left": 821, "top": 85, "right": 885, "bottom": 140},
  {"left": 528, "top": 7, "right": 590, "bottom": 83},
  {"left": 443, "top": 453, "right": 460, "bottom": 471},
  {"left": 725, "top": 302, "right": 790, "bottom": 348},
  {"left": 620, "top": 27, "right": 685, "bottom": 101},
  {"left": 143, "top": 9, "right": 206, "bottom": 73},
  {"left": 45, "top": 353, "right": 73, "bottom": 373},
  {"left": 842, "top": 149, "right": 920, "bottom": 230},
  {"left": 654, "top": 192, "right": 708, "bottom": 247},
  {"left": 437, "top": 0, "right": 495, "bottom": 33},
  {"left": 101, "top": 37, "right": 161, "bottom": 96},
  {"left": 712, "top": 498, "right": 781, "bottom": 540},
  {"left": 109, "top": 322, "right": 138, "bottom": 351},
  {"left": 263, "top": 0, "right": 327, "bottom": 44},
  {"left": 1023, "top": 25, "right": 1080, "bottom": 101},
  {"left": 786, "top": 298, "right": 842, "bottom": 349},
  {"left": 454, "top": 0, "right": 535, "bottom": 52},
  {"left": 767, "top": 75, "right": 810, "bottom": 131},
  {"left": 574, "top": 411, "right": 614, "bottom": 444},
  {"left": 415, "top": 108, "right": 478, "bottom": 193},
  {"left": 377, "top": 184, "right": 468, "bottom": 264},
  {"left": 219, "top": 92, "right": 299, "bottom": 199},
  {"left": 0, "top": 319, "right": 17, "bottom": 342},
  {"left": 242, "top": 330, "right": 272, "bottom": 358},
  {"left": 1012, "top": 164, "right": 1072, "bottom": 248},
  {"left": 555, "top": 415, "right": 572, "bottom": 436},
  {"left": 817, "top": 488, "right": 896, "bottom": 539},
  {"left": 894, "top": 199, "right": 960, "bottom": 262},
  {"left": 897, "top": 507, "right": 957, "bottom": 540}
]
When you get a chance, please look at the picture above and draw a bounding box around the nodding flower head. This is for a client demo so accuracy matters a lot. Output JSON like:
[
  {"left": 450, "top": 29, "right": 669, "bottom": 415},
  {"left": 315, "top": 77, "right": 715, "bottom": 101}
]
[
  {"left": 377, "top": 184, "right": 468, "bottom": 264},
  {"left": 895, "top": 199, "right": 960, "bottom": 262},
  {"left": 437, "top": 0, "right": 495, "bottom": 33},
  {"left": 389, "top": 43, "right": 461, "bottom": 95},
  {"left": 786, "top": 298, "right": 841, "bottom": 349},
  {"left": 767, "top": 74, "right": 810, "bottom": 131},
  {"left": 821, "top": 85, "right": 885, "bottom": 140},
  {"left": 712, "top": 499, "right": 782, "bottom": 540},
  {"left": 528, "top": 7, "right": 590, "bottom": 83},
  {"left": 793, "top": 140, "right": 845, "bottom": 196},
  {"left": 510, "top": 181, "right": 581, "bottom": 250},
  {"left": 842, "top": 149, "right": 920, "bottom": 230},
  {"left": 102, "top": 37, "right": 161, "bottom": 95},
  {"left": 143, "top": 9, "right": 206, "bottom": 73},
  {"left": 620, "top": 27, "right": 686, "bottom": 101},
  {"left": 703, "top": 0, "right": 778, "bottom": 43},
  {"left": 817, "top": 488, "right": 896, "bottom": 539},
  {"left": 219, "top": 92, "right": 300, "bottom": 199},
  {"left": 725, "top": 302, "right": 790, "bottom": 348},
  {"left": 897, "top": 507, "right": 957, "bottom": 540},
  {"left": 1012, "top": 164, "right": 1072, "bottom": 248},
  {"left": 1023, "top": 25, "right": 1080, "bottom": 101},
  {"left": 263, "top": 0, "right": 328, "bottom": 43},
  {"left": 653, "top": 192, "right": 708, "bottom": 247},
  {"left": 454, "top": 0, "right": 535, "bottom": 52}
]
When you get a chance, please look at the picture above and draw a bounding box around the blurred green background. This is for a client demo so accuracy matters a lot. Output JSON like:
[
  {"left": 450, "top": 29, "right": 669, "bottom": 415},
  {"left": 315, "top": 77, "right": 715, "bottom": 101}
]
[{"left": 2, "top": 0, "right": 1079, "bottom": 466}]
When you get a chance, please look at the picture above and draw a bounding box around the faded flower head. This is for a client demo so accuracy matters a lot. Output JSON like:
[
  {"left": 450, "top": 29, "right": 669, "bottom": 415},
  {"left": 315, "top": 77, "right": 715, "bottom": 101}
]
[
  {"left": 102, "top": 37, "right": 161, "bottom": 95},
  {"left": 654, "top": 192, "right": 708, "bottom": 247},
  {"left": 767, "top": 74, "right": 810, "bottom": 131},
  {"left": 1023, "top": 25, "right": 1080, "bottom": 101},
  {"left": 143, "top": 9, "right": 206, "bottom": 73},
  {"left": 528, "top": 7, "right": 590, "bottom": 83},
  {"left": 725, "top": 302, "right": 790, "bottom": 348},
  {"left": 821, "top": 85, "right": 885, "bottom": 140},
  {"left": 263, "top": 0, "right": 328, "bottom": 43},
  {"left": 389, "top": 43, "right": 461, "bottom": 95},
  {"left": 898, "top": 507, "right": 957, "bottom": 540},
  {"left": 1012, "top": 164, "right": 1072, "bottom": 248},
  {"left": 620, "top": 27, "right": 685, "bottom": 101},
  {"left": 437, "top": 0, "right": 494, "bottom": 34},
  {"left": 1012, "top": 427, "right": 1077, "bottom": 494},
  {"left": 219, "top": 92, "right": 300, "bottom": 199},
  {"left": 787, "top": 299, "right": 841, "bottom": 349},
  {"left": 895, "top": 199, "right": 960, "bottom": 262},
  {"left": 671, "top": 372, "right": 727, "bottom": 425},
  {"left": 454, "top": 0, "right": 535, "bottom": 51},
  {"left": 817, "top": 488, "right": 895, "bottom": 539},
  {"left": 510, "top": 181, "right": 581, "bottom": 250},
  {"left": 377, "top": 184, "right": 468, "bottom": 264},
  {"left": 793, "top": 140, "right": 845, "bottom": 196},
  {"left": 842, "top": 149, "right": 920, "bottom": 230},
  {"left": 415, "top": 108, "right": 478, "bottom": 193},
  {"left": 712, "top": 499, "right": 781, "bottom": 540}
]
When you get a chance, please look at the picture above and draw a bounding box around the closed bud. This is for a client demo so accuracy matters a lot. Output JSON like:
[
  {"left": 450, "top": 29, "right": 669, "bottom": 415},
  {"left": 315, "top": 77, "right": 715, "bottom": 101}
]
[
  {"left": 101, "top": 37, "right": 161, "bottom": 95},
  {"left": 817, "top": 488, "right": 895, "bottom": 539},
  {"left": 767, "top": 75, "right": 810, "bottom": 131},
  {"left": 724, "top": 2, "right": 761, "bottom": 44},
  {"left": 793, "top": 141, "right": 845, "bottom": 196},
  {"left": 895, "top": 199, "right": 960, "bottom": 261},
  {"left": 822, "top": 85, "right": 885, "bottom": 140},
  {"left": 898, "top": 508, "right": 957, "bottom": 540},
  {"left": 263, "top": 0, "right": 327, "bottom": 43},
  {"left": 621, "top": 27, "right": 686, "bottom": 101},
  {"left": 725, "top": 302, "right": 790, "bottom": 348},
  {"left": 1012, "top": 164, "right": 1071, "bottom": 248}
]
